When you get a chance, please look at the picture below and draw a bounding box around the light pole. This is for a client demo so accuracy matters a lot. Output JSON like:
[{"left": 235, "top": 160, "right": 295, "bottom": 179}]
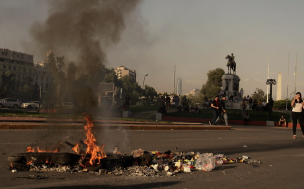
[
  {"left": 142, "top": 74, "right": 148, "bottom": 104},
  {"left": 266, "top": 79, "right": 276, "bottom": 120},
  {"left": 143, "top": 74, "right": 148, "bottom": 89}
]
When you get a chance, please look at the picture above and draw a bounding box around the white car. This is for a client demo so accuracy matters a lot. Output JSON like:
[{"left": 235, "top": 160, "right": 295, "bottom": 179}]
[
  {"left": 0, "top": 98, "right": 26, "bottom": 108},
  {"left": 20, "top": 101, "right": 39, "bottom": 109}
]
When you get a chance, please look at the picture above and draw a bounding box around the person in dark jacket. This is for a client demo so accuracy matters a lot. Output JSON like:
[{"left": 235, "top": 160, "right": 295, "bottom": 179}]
[
  {"left": 215, "top": 96, "right": 228, "bottom": 126},
  {"left": 209, "top": 96, "right": 220, "bottom": 125}
]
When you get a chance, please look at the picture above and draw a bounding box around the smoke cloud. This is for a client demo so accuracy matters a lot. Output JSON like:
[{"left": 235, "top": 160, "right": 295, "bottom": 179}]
[{"left": 30, "top": 0, "right": 142, "bottom": 80}]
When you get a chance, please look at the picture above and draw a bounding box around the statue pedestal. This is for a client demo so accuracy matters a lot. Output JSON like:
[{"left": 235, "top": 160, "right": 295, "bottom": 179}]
[{"left": 221, "top": 74, "right": 241, "bottom": 109}]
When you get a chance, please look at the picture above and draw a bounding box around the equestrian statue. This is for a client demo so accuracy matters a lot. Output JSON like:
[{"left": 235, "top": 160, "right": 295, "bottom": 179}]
[{"left": 225, "top": 53, "right": 236, "bottom": 74}]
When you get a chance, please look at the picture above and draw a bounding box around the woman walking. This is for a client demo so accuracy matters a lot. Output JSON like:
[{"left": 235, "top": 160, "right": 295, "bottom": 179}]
[{"left": 291, "top": 92, "right": 304, "bottom": 139}]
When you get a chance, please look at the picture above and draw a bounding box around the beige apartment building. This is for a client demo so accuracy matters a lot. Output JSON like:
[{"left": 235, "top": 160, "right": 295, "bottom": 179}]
[
  {"left": 114, "top": 66, "right": 136, "bottom": 81},
  {"left": 0, "top": 48, "right": 52, "bottom": 93}
]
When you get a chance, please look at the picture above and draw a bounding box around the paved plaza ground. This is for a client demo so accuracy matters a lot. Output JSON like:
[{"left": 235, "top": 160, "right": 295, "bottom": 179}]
[{"left": 0, "top": 125, "right": 303, "bottom": 189}]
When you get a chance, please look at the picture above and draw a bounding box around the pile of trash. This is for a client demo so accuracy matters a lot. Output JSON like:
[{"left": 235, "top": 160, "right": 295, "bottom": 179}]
[
  {"left": 124, "top": 149, "right": 262, "bottom": 176},
  {"left": 9, "top": 148, "right": 261, "bottom": 177}
]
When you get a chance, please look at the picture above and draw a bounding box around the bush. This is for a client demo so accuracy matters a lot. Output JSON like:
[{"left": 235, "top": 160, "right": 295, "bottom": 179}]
[{"left": 273, "top": 99, "right": 291, "bottom": 110}]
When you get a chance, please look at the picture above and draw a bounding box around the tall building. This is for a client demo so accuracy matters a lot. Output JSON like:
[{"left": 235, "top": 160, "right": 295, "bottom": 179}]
[
  {"left": 177, "top": 78, "right": 182, "bottom": 95},
  {"left": 277, "top": 72, "right": 282, "bottom": 100},
  {"left": 114, "top": 66, "right": 136, "bottom": 81},
  {"left": 0, "top": 48, "right": 53, "bottom": 94}
]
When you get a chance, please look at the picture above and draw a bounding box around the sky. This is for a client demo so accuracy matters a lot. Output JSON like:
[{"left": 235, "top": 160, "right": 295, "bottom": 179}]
[{"left": 0, "top": 0, "right": 304, "bottom": 99}]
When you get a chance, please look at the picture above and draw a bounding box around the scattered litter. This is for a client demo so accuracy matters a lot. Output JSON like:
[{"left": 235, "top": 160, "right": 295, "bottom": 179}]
[{"left": 8, "top": 150, "right": 262, "bottom": 177}]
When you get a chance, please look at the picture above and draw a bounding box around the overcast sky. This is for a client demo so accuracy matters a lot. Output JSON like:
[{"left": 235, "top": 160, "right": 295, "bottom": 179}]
[{"left": 0, "top": 0, "right": 303, "bottom": 99}]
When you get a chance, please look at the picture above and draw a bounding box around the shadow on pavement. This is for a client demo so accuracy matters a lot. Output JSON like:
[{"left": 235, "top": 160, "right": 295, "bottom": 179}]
[
  {"left": 38, "top": 181, "right": 180, "bottom": 189},
  {"left": 187, "top": 138, "right": 304, "bottom": 155}
]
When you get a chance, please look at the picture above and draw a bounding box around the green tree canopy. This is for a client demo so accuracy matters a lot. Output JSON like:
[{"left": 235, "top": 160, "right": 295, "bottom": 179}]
[
  {"left": 143, "top": 85, "right": 157, "bottom": 102},
  {"left": 252, "top": 89, "right": 267, "bottom": 102},
  {"left": 200, "top": 68, "right": 225, "bottom": 99}
]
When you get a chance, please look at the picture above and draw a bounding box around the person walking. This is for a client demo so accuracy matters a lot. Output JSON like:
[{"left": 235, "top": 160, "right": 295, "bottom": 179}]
[
  {"left": 215, "top": 96, "right": 228, "bottom": 126},
  {"left": 291, "top": 92, "right": 304, "bottom": 139},
  {"left": 174, "top": 95, "right": 180, "bottom": 109},
  {"left": 165, "top": 95, "right": 171, "bottom": 110},
  {"left": 209, "top": 96, "right": 220, "bottom": 125},
  {"left": 241, "top": 100, "right": 247, "bottom": 117}
]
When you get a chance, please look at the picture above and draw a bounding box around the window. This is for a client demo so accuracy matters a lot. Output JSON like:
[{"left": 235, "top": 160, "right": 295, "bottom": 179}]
[
  {"left": 3, "top": 65, "right": 6, "bottom": 68},
  {"left": 23, "top": 68, "right": 26, "bottom": 72},
  {"left": 8, "top": 66, "right": 11, "bottom": 69},
  {"left": 13, "top": 67, "right": 16, "bottom": 70}
]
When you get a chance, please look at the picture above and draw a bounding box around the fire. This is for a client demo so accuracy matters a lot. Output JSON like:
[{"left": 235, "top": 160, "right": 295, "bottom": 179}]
[
  {"left": 24, "top": 115, "right": 106, "bottom": 168},
  {"left": 26, "top": 160, "right": 33, "bottom": 165},
  {"left": 26, "top": 147, "right": 59, "bottom": 153},
  {"left": 26, "top": 147, "right": 35, "bottom": 152},
  {"left": 72, "top": 143, "right": 80, "bottom": 154},
  {"left": 83, "top": 115, "right": 106, "bottom": 166}
]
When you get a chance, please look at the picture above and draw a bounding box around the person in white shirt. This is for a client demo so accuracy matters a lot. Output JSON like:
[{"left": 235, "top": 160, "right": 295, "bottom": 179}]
[{"left": 291, "top": 92, "right": 304, "bottom": 139}]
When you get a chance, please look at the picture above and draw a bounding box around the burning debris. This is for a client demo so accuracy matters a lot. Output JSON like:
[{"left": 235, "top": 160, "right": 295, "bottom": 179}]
[{"left": 7, "top": 115, "right": 262, "bottom": 177}]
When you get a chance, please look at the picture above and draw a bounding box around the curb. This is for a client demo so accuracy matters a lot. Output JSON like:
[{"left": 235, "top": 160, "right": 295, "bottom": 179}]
[{"left": 0, "top": 123, "right": 231, "bottom": 130}]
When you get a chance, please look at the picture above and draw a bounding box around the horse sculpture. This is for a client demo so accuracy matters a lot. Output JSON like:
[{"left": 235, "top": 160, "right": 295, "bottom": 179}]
[{"left": 225, "top": 54, "right": 236, "bottom": 74}]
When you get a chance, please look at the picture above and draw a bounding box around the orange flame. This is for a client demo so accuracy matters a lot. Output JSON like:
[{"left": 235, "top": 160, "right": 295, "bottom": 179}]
[
  {"left": 10, "top": 162, "right": 13, "bottom": 168},
  {"left": 26, "top": 147, "right": 35, "bottom": 152},
  {"left": 72, "top": 143, "right": 80, "bottom": 154},
  {"left": 83, "top": 115, "right": 106, "bottom": 166},
  {"left": 26, "top": 160, "right": 33, "bottom": 165},
  {"left": 26, "top": 147, "right": 59, "bottom": 153}
]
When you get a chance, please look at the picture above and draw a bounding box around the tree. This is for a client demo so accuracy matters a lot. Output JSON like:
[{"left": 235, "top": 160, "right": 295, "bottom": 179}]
[
  {"left": 200, "top": 68, "right": 225, "bottom": 99},
  {"left": 118, "top": 75, "right": 141, "bottom": 94},
  {"left": 116, "top": 76, "right": 142, "bottom": 105},
  {"left": 187, "top": 93, "right": 204, "bottom": 106},
  {"left": 103, "top": 68, "right": 118, "bottom": 86},
  {"left": 252, "top": 89, "right": 267, "bottom": 102},
  {"left": 143, "top": 85, "right": 157, "bottom": 104},
  {"left": 1, "top": 71, "right": 16, "bottom": 97}
]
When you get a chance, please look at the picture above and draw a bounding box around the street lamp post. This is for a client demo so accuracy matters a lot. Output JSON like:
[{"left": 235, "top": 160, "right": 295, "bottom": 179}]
[
  {"left": 141, "top": 74, "right": 148, "bottom": 104},
  {"left": 266, "top": 79, "right": 276, "bottom": 120},
  {"left": 143, "top": 74, "right": 149, "bottom": 89}
]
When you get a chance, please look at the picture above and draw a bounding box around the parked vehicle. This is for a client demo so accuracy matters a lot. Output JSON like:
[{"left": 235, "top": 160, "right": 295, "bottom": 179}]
[
  {"left": 20, "top": 101, "right": 40, "bottom": 109},
  {"left": 0, "top": 98, "right": 27, "bottom": 108}
]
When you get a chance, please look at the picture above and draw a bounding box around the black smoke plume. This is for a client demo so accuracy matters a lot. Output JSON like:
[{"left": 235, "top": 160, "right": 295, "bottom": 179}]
[{"left": 30, "top": 0, "right": 141, "bottom": 111}]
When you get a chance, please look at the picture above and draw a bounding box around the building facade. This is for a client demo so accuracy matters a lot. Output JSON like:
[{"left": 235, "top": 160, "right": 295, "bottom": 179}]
[
  {"left": 0, "top": 48, "right": 52, "bottom": 94},
  {"left": 277, "top": 72, "right": 282, "bottom": 100},
  {"left": 114, "top": 66, "right": 136, "bottom": 81},
  {"left": 177, "top": 78, "right": 182, "bottom": 95},
  {"left": 190, "top": 88, "right": 200, "bottom": 96}
]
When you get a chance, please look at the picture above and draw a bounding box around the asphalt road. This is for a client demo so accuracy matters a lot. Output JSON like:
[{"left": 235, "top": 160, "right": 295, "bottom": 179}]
[{"left": 0, "top": 125, "right": 303, "bottom": 189}]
